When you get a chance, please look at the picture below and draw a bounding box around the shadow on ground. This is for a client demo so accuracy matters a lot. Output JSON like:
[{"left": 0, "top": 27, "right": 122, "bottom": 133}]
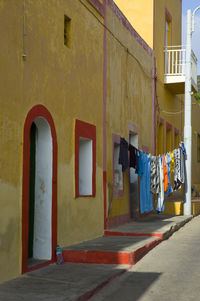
[
  {"left": 0, "top": 263, "right": 161, "bottom": 301},
  {"left": 88, "top": 271, "right": 162, "bottom": 301}
]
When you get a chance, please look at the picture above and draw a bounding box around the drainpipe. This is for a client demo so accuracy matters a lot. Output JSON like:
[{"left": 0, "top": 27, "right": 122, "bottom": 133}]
[
  {"left": 184, "top": 9, "right": 192, "bottom": 215},
  {"left": 152, "top": 52, "right": 157, "bottom": 155},
  {"left": 103, "top": 0, "right": 107, "bottom": 229}
]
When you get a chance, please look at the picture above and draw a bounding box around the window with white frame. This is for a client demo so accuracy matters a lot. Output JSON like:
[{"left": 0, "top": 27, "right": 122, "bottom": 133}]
[
  {"left": 75, "top": 119, "right": 96, "bottom": 198},
  {"left": 79, "top": 137, "right": 93, "bottom": 196}
]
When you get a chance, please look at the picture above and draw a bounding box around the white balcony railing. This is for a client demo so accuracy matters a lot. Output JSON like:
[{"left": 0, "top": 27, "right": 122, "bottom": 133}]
[{"left": 164, "top": 46, "right": 197, "bottom": 91}]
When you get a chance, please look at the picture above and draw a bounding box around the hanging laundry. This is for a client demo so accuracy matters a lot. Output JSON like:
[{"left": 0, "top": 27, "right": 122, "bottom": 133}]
[
  {"left": 150, "top": 156, "right": 160, "bottom": 194},
  {"left": 169, "top": 151, "right": 175, "bottom": 173},
  {"left": 180, "top": 145, "right": 185, "bottom": 184},
  {"left": 138, "top": 151, "right": 153, "bottom": 214},
  {"left": 118, "top": 139, "right": 186, "bottom": 213},
  {"left": 163, "top": 155, "right": 168, "bottom": 192},
  {"left": 180, "top": 142, "right": 186, "bottom": 157},
  {"left": 135, "top": 149, "right": 144, "bottom": 175},
  {"left": 157, "top": 156, "right": 164, "bottom": 213},
  {"left": 119, "top": 137, "right": 129, "bottom": 172},
  {"left": 165, "top": 153, "right": 173, "bottom": 195},
  {"left": 174, "top": 147, "right": 185, "bottom": 190},
  {"left": 129, "top": 144, "right": 139, "bottom": 172},
  {"left": 179, "top": 143, "right": 186, "bottom": 201}
]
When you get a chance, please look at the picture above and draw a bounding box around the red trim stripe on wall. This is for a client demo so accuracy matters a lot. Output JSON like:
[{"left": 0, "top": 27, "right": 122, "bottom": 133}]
[
  {"left": 88, "top": 0, "right": 104, "bottom": 17},
  {"left": 103, "top": 0, "right": 107, "bottom": 229}
]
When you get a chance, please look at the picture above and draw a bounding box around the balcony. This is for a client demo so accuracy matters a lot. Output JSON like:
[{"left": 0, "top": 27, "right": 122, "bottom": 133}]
[{"left": 164, "top": 46, "right": 198, "bottom": 94}]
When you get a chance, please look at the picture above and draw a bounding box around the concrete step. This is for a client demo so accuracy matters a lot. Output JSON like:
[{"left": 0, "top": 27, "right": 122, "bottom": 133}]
[
  {"left": 63, "top": 235, "right": 161, "bottom": 265},
  {"left": 105, "top": 214, "right": 192, "bottom": 240},
  {"left": 0, "top": 263, "right": 130, "bottom": 301},
  {"left": 63, "top": 215, "right": 192, "bottom": 266}
]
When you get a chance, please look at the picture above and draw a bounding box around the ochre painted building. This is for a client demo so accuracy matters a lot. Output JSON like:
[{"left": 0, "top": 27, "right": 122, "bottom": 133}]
[
  {"left": 104, "top": 1, "right": 153, "bottom": 227},
  {"left": 115, "top": 0, "right": 199, "bottom": 215},
  {"left": 191, "top": 97, "right": 200, "bottom": 187},
  {"left": 114, "top": 0, "right": 183, "bottom": 157},
  {"left": 0, "top": 0, "right": 104, "bottom": 283},
  {"left": 0, "top": 0, "right": 154, "bottom": 283},
  {"left": 0, "top": 0, "right": 199, "bottom": 284}
]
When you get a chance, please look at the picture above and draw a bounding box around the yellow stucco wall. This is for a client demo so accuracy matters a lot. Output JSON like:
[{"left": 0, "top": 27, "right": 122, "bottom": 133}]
[
  {"left": 0, "top": 0, "right": 24, "bottom": 283},
  {"left": 106, "top": 4, "right": 153, "bottom": 219},
  {"left": 0, "top": 0, "right": 104, "bottom": 283},
  {"left": 192, "top": 200, "right": 200, "bottom": 216},
  {"left": 114, "top": 0, "right": 154, "bottom": 48},
  {"left": 191, "top": 98, "right": 200, "bottom": 185},
  {"left": 162, "top": 201, "right": 183, "bottom": 215},
  {"left": 113, "top": 0, "right": 184, "bottom": 155},
  {"left": 154, "top": 0, "right": 182, "bottom": 84},
  {"left": 0, "top": 0, "right": 193, "bottom": 284},
  {"left": 154, "top": 0, "right": 185, "bottom": 209},
  {"left": 155, "top": 0, "right": 184, "bottom": 208},
  {"left": 112, "top": 0, "right": 185, "bottom": 212}
]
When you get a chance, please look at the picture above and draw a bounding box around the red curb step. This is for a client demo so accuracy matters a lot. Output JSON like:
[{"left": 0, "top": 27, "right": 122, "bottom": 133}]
[
  {"left": 75, "top": 268, "right": 129, "bottom": 301},
  {"left": 63, "top": 250, "right": 131, "bottom": 265},
  {"left": 73, "top": 238, "right": 162, "bottom": 301},
  {"left": 63, "top": 237, "right": 162, "bottom": 265},
  {"left": 132, "top": 238, "right": 162, "bottom": 264},
  {"left": 104, "top": 230, "right": 163, "bottom": 239}
]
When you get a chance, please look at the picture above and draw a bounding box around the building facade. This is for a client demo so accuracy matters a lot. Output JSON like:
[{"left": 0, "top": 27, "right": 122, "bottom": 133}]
[
  {"left": 104, "top": 1, "right": 153, "bottom": 227},
  {"left": 0, "top": 0, "right": 105, "bottom": 282},
  {"left": 0, "top": 0, "right": 198, "bottom": 284},
  {"left": 0, "top": 0, "right": 154, "bottom": 283},
  {"left": 115, "top": 0, "right": 199, "bottom": 214}
]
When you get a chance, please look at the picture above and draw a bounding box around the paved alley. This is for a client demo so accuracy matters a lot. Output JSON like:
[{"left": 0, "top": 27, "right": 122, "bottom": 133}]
[
  {"left": 0, "top": 214, "right": 196, "bottom": 301},
  {"left": 91, "top": 215, "right": 200, "bottom": 301}
]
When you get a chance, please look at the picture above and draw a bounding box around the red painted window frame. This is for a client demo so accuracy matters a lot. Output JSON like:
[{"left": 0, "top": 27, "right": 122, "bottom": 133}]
[
  {"left": 142, "top": 145, "right": 150, "bottom": 154},
  {"left": 75, "top": 119, "right": 96, "bottom": 198},
  {"left": 112, "top": 134, "right": 124, "bottom": 198},
  {"left": 88, "top": 0, "right": 104, "bottom": 17}
]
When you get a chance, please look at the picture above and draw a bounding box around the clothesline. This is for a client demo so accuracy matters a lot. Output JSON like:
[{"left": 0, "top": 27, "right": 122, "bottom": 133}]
[{"left": 118, "top": 137, "right": 186, "bottom": 215}]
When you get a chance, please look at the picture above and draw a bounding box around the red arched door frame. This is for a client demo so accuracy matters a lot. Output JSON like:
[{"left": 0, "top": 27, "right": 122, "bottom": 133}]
[{"left": 22, "top": 105, "right": 57, "bottom": 273}]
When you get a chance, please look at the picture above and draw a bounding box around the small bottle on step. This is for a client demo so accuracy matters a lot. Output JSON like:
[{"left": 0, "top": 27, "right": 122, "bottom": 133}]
[{"left": 56, "top": 245, "right": 64, "bottom": 264}]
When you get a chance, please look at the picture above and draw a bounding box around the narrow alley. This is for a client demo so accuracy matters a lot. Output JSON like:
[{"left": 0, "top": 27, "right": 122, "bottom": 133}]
[
  {"left": 91, "top": 215, "right": 200, "bottom": 301},
  {"left": 0, "top": 215, "right": 199, "bottom": 300}
]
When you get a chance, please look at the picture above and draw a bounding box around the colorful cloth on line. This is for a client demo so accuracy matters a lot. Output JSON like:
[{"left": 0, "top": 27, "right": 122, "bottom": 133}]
[
  {"left": 150, "top": 156, "right": 160, "bottom": 194},
  {"left": 165, "top": 153, "right": 173, "bottom": 196},
  {"left": 129, "top": 144, "right": 139, "bottom": 172},
  {"left": 174, "top": 147, "right": 185, "bottom": 190},
  {"left": 169, "top": 151, "right": 175, "bottom": 173},
  {"left": 157, "top": 156, "right": 164, "bottom": 213},
  {"left": 118, "top": 137, "right": 129, "bottom": 172},
  {"left": 163, "top": 155, "right": 168, "bottom": 193},
  {"left": 138, "top": 152, "right": 153, "bottom": 214}
]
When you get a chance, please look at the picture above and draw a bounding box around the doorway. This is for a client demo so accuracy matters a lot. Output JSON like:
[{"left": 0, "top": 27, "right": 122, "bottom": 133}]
[
  {"left": 28, "top": 117, "right": 53, "bottom": 266},
  {"left": 22, "top": 105, "right": 57, "bottom": 274}
]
